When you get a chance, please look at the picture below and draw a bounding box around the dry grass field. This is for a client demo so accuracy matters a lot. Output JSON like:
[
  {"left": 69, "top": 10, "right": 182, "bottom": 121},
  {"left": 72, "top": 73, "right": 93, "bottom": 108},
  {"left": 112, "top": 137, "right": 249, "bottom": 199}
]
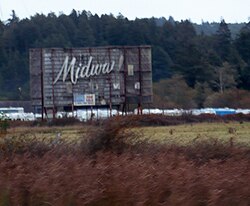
[
  {"left": 3, "top": 121, "right": 250, "bottom": 146},
  {"left": 4, "top": 125, "right": 90, "bottom": 143},
  {"left": 134, "top": 122, "right": 250, "bottom": 146}
]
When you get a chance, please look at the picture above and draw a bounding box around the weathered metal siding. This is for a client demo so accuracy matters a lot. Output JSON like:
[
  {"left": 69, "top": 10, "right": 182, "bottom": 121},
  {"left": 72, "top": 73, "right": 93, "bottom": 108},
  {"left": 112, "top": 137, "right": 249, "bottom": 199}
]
[
  {"left": 30, "top": 46, "right": 152, "bottom": 110},
  {"left": 30, "top": 48, "right": 43, "bottom": 107}
]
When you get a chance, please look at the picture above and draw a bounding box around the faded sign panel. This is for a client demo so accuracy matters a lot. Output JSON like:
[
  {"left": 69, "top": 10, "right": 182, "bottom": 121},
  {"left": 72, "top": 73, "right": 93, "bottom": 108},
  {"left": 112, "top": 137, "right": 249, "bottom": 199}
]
[
  {"left": 84, "top": 94, "right": 95, "bottom": 106},
  {"left": 128, "top": 65, "right": 134, "bottom": 76},
  {"left": 73, "top": 94, "right": 85, "bottom": 106},
  {"left": 74, "top": 94, "right": 95, "bottom": 106}
]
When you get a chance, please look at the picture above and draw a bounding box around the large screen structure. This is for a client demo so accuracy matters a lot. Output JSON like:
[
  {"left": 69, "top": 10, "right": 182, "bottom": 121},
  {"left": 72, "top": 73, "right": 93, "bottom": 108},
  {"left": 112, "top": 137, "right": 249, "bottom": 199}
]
[{"left": 30, "top": 46, "right": 153, "bottom": 117}]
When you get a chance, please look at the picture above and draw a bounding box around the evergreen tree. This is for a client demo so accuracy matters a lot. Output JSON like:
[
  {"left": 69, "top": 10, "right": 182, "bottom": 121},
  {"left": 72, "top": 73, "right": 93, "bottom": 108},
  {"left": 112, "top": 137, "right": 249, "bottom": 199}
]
[
  {"left": 152, "top": 46, "right": 173, "bottom": 81},
  {"left": 235, "top": 22, "right": 250, "bottom": 63},
  {"left": 75, "top": 11, "right": 95, "bottom": 46},
  {"left": 235, "top": 22, "right": 250, "bottom": 90},
  {"left": 214, "top": 19, "right": 232, "bottom": 62}
]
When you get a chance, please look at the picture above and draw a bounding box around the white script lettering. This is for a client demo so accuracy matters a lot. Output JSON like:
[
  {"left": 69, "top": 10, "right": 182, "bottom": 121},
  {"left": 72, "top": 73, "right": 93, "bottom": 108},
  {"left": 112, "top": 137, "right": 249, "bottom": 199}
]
[{"left": 53, "top": 56, "right": 115, "bottom": 84}]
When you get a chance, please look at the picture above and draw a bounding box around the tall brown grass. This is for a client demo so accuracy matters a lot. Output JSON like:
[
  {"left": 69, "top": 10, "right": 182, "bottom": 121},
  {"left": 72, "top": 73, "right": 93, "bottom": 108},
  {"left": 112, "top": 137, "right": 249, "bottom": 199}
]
[{"left": 0, "top": 115, "right": 250, "bottom": 205}]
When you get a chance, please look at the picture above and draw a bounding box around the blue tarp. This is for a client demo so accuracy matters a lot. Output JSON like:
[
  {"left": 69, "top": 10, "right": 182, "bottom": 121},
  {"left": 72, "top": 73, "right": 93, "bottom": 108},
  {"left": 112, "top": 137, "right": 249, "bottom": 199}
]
[{"left": 214, "top": 109, "right": 236, "bottom": 116}]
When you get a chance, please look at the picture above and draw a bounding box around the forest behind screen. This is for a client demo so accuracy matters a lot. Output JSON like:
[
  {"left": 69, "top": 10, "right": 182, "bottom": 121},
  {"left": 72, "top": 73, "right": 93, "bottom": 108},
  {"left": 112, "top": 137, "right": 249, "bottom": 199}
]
[{"left": 0, "top": 10, "right": 250, "bottom": 108}]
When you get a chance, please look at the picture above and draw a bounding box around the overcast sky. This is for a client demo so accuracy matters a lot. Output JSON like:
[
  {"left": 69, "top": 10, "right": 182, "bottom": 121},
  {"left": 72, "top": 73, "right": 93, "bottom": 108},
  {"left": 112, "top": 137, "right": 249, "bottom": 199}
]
[{"left": 0, "top": 0, "right": 249, "bottom": 24}]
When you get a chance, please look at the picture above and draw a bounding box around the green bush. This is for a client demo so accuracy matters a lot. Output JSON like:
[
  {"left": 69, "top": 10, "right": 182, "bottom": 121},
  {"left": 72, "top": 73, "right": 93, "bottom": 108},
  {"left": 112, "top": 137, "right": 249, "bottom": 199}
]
[{"left": 0, "top": 119, "right": 9, "bottom": 133}]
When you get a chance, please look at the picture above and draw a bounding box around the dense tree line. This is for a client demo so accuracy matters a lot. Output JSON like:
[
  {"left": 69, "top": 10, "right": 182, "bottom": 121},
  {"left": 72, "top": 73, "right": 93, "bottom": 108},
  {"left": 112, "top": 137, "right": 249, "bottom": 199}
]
[{"left": 0, "top": 10, "right": 250, "bottom": 108}]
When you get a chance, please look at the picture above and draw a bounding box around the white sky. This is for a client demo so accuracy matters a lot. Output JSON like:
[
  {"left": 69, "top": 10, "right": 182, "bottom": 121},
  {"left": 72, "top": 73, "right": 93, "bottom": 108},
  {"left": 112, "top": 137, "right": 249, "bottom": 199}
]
[{"left": 0, "top": 0, "right": 249, "bottom": 24}]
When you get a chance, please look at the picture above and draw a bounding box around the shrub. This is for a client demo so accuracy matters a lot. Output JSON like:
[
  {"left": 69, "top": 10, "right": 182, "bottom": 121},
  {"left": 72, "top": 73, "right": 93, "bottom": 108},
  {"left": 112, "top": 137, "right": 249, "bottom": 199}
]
[{"left": 0, "top": 119, "right": 9, "bottom": 133}]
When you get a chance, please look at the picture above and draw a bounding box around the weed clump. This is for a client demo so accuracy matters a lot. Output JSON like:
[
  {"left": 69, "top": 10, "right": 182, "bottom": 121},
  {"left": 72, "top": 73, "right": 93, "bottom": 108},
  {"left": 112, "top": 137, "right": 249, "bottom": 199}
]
[
  {"left": 0, "top": 119, "right": 9, "bottom": 137},
  {"left": 81, "top": 117, "right": 135, "bottom": 155}
]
